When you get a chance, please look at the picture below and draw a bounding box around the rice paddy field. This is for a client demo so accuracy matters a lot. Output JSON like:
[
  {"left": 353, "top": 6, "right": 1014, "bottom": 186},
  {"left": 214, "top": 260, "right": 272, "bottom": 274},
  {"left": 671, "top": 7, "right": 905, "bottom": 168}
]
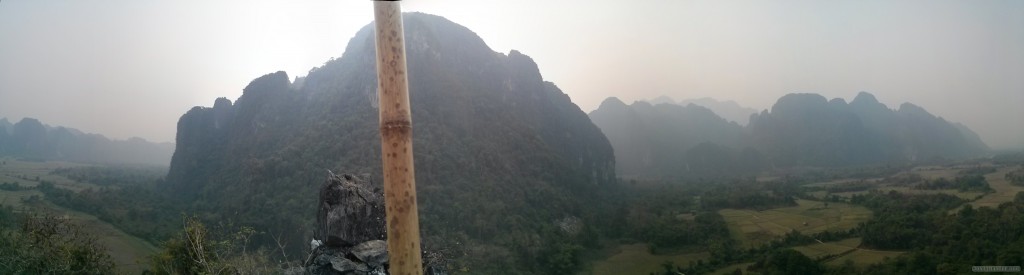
[
  {"left": 709, "top": 262, "right": 755, "bottom": 274},
  {"left": 589, "top": 243, "right": 710, "bottom": 275},
  {"left": 823, "top": 248, "right": 904, "bottom": 267},
  {"left": 719, "top": 199, "right": 872, "bottom": 249},
  {"left": 791, "top": 238, "right": 862, "bottom": 259}
]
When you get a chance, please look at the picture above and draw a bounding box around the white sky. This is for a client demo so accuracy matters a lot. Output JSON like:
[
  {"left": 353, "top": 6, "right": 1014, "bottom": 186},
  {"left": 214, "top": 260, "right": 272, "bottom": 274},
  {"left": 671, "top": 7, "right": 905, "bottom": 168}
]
[{"left": 1, "top": 0, "right": 1022, "bottom": 149}]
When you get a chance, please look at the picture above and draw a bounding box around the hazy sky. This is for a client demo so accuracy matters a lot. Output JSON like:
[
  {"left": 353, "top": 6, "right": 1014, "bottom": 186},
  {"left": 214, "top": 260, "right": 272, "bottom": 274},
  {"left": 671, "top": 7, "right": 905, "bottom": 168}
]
[{"left": 1, "top": 0, "right": 1022, "bottom": 149}]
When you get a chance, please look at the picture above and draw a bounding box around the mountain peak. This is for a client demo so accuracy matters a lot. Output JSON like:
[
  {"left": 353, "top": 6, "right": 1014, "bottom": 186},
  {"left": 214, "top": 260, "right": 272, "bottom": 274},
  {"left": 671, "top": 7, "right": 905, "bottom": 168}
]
[
  {"left": 598, "top": 97, "right": 628, "bottom": 109},
  {"left": 851, "top": 91, "right": 880, "bottom": 105},
  {"left": 213, "top": 97, "right": 233, "bottom": 110},
  {"left": 898, "top": 102, "right": 933, "bottom": 117},
  {"left": 770, "top": 93, "right": 829, "bottom": 115}
]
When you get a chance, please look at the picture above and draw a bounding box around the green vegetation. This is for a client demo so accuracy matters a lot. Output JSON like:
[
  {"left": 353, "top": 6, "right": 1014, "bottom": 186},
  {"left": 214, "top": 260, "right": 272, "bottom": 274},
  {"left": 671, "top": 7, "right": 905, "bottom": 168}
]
[
  {"left": 749, "top": 249, "right": 824, "bottom": 275},
  {"left": 591, "top": 161, "right": 1024, "bottom": 275},
  {"left": 827, "top": 249, "right": 903, "bottom": 268},
  {"left": 0, "top": 159, "right": 165, "bottom": 273},
  {"left": 149, "top": 216, "right": 275, "bottom": 275},
  {"left": 792, "top": 238, "right": 860, "bottom": 259},
  {"left": 847, "top": 188, "right": 1024, "bottom": 274},
  {"left": 51, "top": 165, "right": 167, "bottom": 187},
  {"left": 590, "top": 243, "right": 710, "bottom": 275},
  {"left": 913, "top": 174, "right": 991, "bottom": 192},
  {"left": 969, "top": 166, "right": 1024, "bottom": 209},
  {"left": 36, "top": 181, "right": 181, "bottom": 244},
  {"left": 853, "top": 191, "right": 963, "bottom": 249},
  {"left": 0, "top": 208, "right": 116, "bottom": 274},
  {"left": 4, "top": 154, "right": 1020, "bottom": 275},
  {"left": 702, "top": 180, "right": 799, "bottom": 210},
  {"left": 720, "top": 199, "right": 871, "bottom": 249},
  {"left": 1007, "top": 166, "right": 1024, "bottom": 186}
]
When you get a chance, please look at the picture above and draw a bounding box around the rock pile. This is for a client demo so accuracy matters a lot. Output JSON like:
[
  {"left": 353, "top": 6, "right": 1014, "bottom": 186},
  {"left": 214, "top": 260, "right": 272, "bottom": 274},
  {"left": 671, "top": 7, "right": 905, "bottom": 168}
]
[{"left": 306, "top": 239, "right": 388, "bottom": 275}]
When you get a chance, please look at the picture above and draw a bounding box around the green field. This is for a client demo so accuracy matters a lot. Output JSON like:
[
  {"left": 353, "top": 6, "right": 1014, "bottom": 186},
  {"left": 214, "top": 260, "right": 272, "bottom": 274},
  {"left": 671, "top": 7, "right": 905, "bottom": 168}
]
[
  {"left": 823, "top": 248, "right": 904, "bottom": 267},
  {"left": 792, "top": 238, "right": 861, "bottom": 259},
  {"left": 709, "top": 262, "right": 754, "bottom": 275},
  {"left": 0, "top": 158, "right": 159, "bottom": 274},
  {"left": 0, "top": 158, "right": 99, "bottom": 191},
  {"left": 877, "top": 186, "right": 984, "bottom": 200},
  {"left": 720, "top": 199, "right": 872, "bottom": 249},
  {"left": 913, "top": 166, "right": 963, "bottom": 180},
  {"left": 968, "top": 166, "right": 1024, "bottom": 209},
  {"left": 805, "top": 178, "right": 881, "bottom": 188},
  {"left": 0, "top": 189, "right": 44, "bottom": 208},
  {"left": 590, "top": 243, "right": 710, "bottom": 275},
  {"left": 789, "top": 237, "right": 905, "bottom": 268}
]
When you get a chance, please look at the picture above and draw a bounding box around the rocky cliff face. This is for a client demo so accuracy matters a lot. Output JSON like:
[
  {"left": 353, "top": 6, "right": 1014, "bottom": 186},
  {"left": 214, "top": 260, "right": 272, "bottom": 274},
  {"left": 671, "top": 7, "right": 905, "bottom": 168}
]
[{"left": 166, "top": 13, "right": 615, "bottom": 272}]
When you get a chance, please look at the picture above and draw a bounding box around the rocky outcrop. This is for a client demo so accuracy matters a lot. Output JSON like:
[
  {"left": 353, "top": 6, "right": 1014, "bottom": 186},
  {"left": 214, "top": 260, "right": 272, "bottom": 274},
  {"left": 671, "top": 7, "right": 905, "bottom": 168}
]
[
  {"left": 305, "top": 240, "right": 388, "bottom": 275},
  {"left": 302, "top": 172, "right": 446, "bottom": 275},
  {"left": 315, "top": 173, "right": 385, "bottom": 247}
]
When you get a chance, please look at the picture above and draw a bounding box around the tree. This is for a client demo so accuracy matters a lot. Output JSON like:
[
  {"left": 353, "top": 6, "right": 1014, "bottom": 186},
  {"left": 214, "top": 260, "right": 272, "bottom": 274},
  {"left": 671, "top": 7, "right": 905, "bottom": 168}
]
[
  {"left": 0, "top": 212, "right": 115, "bottom": 274},
  {"left": 753, "top": 249, "right": 822, "bottom": 275}
]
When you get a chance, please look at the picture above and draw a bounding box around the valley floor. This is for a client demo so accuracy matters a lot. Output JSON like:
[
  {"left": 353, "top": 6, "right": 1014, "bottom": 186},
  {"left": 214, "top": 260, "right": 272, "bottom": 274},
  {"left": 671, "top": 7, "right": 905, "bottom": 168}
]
[
  {"left": 0, "top": 158, "right": 159, "bottom": 274},
  {"left": 583, "top": 161, "right": 1024, "bottom": 274}
]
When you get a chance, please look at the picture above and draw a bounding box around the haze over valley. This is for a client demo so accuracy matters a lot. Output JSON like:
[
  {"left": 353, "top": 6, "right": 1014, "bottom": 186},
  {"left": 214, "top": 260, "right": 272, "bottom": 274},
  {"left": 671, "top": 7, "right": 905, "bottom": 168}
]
[{"left": 0, "top": 1, "right": 1023, "bottom": 274}]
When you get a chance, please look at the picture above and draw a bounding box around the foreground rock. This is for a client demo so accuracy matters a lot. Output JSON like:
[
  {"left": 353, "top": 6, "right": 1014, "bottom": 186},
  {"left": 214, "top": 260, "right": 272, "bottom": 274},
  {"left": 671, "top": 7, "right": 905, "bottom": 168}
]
[
  {"left": 306, "top": 240, "right": 388, "bottom": 275},
  {"left": 302, "top": 172, "right": 446, "bottom": 275},
  {"left": 315, "top": 172, "right": 386, "bottom": 247}
]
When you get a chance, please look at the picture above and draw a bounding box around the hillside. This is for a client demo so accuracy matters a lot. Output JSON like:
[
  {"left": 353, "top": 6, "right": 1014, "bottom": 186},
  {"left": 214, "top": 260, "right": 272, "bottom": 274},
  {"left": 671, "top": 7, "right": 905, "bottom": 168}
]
[
  {"left": 0, "top": 117, "right": 174, "bottom": 166},
  {"left": 166, "top": 13, "right": 615, "bottom": 273}
]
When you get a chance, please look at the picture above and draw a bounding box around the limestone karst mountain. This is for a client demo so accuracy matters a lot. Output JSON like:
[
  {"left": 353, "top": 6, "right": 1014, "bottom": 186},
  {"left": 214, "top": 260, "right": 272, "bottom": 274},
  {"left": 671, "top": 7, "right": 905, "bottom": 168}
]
[
  {"left": 592, "top": 92, "right": 989, "bottom": 178},
  {"left": 166, "top": 13, "right": 615, "bottom": 273}
]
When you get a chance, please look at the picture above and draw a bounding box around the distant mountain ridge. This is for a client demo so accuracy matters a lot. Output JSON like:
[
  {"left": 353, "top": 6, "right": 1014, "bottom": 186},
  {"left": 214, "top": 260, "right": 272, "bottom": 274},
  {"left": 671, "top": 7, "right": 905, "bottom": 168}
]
[
  {"left": 0, "top": 117, "right": 174, "bottom": 166},
  {"left": 592, "top": 92, "right": 989, "bottom": 178},
  {"left": 750, "top": 92, "right": 989, "bottom": 166},
  {"left": 589, "top": 98, "right": 759, "bottom": 179},
  {"left": 643, "top": 96, "right": 759, "bottom": 125}
]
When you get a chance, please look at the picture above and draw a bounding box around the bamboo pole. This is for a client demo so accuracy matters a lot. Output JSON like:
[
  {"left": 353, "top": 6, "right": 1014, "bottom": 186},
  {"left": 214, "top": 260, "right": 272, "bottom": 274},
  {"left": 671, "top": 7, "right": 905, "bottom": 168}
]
[{"left": 372, "top": 1, "right": 423, "bottom": 274}]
